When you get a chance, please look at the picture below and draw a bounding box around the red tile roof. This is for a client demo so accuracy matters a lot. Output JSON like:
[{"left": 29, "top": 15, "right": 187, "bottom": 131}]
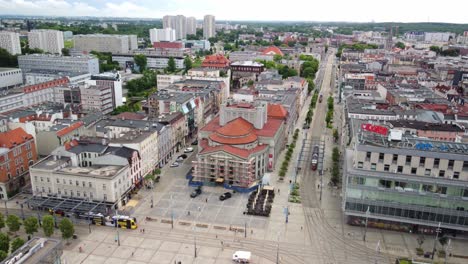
[
  {"left": 267, "top": 104, "right": 288, "bottom": 119},
  {"left": 201, "top": 116, "right": 283, "bottom": 140},
  {"left": 201, "top": 54, "right": 230, "bottom": 68},
  {"left": 56, "top": 121, "right": 83, "bottom": 137},
  {"left": 216, "top": 117, "right": 253, "bottom": 137},
  {"left": 199, "top": 139, "right": 268, "bottom": 159},
  {"left": 153, "top": 42, "right": 183, "bottom": 49},
  {"left": 23, "top": 77, "right": 69, "bottom": 94},
  {"left": 64, "top": 139, "right": 79, "bottom": 151},
  {"left": 0, "top": 128, "right": 34, "bottom": 148},
  {"left": 262, "top": 46, "right": 284, "bottom": 56},
  {"left": 114, "top": 112, "right": 146, "bottom": 120}
]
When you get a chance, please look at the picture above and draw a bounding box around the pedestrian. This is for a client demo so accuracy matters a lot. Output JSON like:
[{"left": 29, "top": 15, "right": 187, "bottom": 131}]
[
  {"left": 187, "top": 211, "right": 190, "bottom": 216},
  {"left": 198, "top": 206, "right": 201, "bottom": 211},
  {"left": 301, "top": 226, "right": 303, "bottom": 230},
  {"left": 205, "top": 198, "right": 208, "bottom": 203},
  {"left": 143, "top": 228, "right": 145, "bottom": 233},
  {"left": 317, "top": 184, "right": 320, "bottom": 189},
  {"left": 251, "top": 229, "right": 253, "bottom": 235},
  {"left": 132, "top": 252, "right": 134, "bottom": 257},
  {"left": 278, "top": 189, "right": 280, "bottom": 194}
]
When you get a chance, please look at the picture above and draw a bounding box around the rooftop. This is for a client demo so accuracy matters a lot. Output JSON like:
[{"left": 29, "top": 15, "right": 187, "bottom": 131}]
[
  {"left": 0, "top": 127, "right": 34, "bottom": 148},
  {"left": 231, "top": 61, "right": 264, "bottom": 67},
  {"left": 5, "top": 237, "right": 62, "bottom": 264},
  {"left": 389, "top": 120, "right": 464, "bottom": 132},
  {"left": 0, "top": 67, "right": 20, "bottom": 72}
]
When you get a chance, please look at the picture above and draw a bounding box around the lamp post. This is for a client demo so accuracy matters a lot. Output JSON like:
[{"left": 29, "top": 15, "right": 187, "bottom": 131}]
[
  {"left": 20, "top": 204, "right": 25, "bottom": 220},
  {"left": 244, "top": 221, "right": 247, "bottom": 238},
  {"left": 4, "top": 201, "right": 8, "bottom": 217},
  {"left": 363, "top": 206, "right": 370, "bottom": 242},
  {"left": 431, "top": 222, "right": 442, "bottom": 260}
]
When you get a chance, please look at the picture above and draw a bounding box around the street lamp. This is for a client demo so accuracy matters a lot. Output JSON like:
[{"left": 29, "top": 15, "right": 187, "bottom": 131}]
[
  {"left": 363, "top": 206, "right": 370, "bottom": 242},
  {"left": 4, "top": 201, "right": 8, "bottom": 217},
  {"left": 431, "top": 222, "right": 442, "bottom": 260}
]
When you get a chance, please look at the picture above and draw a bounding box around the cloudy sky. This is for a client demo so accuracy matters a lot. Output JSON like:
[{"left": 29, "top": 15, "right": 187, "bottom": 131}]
[{"left": 1, "top": 0, "right": 467, "bottom": 23}]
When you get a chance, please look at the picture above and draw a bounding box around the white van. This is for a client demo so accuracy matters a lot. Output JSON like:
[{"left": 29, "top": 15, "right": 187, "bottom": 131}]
[{"left": 232, "top": 251, "right": 251, "bottom": 263}]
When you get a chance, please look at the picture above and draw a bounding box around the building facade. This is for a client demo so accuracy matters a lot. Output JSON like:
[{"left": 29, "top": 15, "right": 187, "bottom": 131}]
[
  {"left": 187, "top": 17, "right": 197, "bottom": 35},
  {"left": 0, "top": 128, "right": 38, "bottom": 200},
  {"left": 0, "top": 68, "right": 23, "bottom": 90},
  {"left": 203, "top": 15, "right": 216, "bottom": 39},
  {"left": 73, "top": 34, "right": 137, "bottom": 54},
  {"left": 18, "top": 54, "right": 99, "bottom": 74},
  {"left": 149, "top": 28, "right": 176, "bottom": 43},
  {"left": 0, "top": 31, "right": 21, "bottom": 55},
  {"left": 163, "top": 15, "right": 187, "bottom": 40},
  {"left": 28, "top": 29, "right": 64, "bottom": 54}
]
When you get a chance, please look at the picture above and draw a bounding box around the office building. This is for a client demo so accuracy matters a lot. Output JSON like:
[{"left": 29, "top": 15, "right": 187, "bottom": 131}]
[
  {"left": 149, "top": 28, "right": 176, "bottom": 43},
  {"left": 28, "top": 29, "right": 64, "bottom": 54},
  {"left": 0, "top": 31, "right": 21, "bottom": 55},
  {"left": 344, "top": 127, "right": 468, "bottom": 232},
  {"left": 18, "top": 54, "right": 99, "bottom": 74},
  {"left": 203, "top": 15, "right": 216, "bottom": 39},
  {"left": 73, "top": 34, "right": 138, "bottom": 54},
  {"left": 187, "top": 17, "right": 197, "bottom": 35},
  {"left": 0, "top": 128, "right": 38, "bottom": 200},
  {"left": 163, "top": 15, "right": 187, "bottom": 40},
  {"left": 79, "top": 72, "right": 123, "bottom": 114},
  {"left": 0, "top": 68, "right": 23, "bottom": 90}
]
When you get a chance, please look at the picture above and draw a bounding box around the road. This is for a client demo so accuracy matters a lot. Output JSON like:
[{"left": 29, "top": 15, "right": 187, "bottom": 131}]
[{"left": 299, "top": 50, "right": 393, "bottom": 263}]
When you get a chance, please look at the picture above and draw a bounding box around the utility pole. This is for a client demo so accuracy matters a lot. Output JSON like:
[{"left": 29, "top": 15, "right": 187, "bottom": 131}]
[
  {"left": 244, "top": 222, "right": 247, "bottom": 238},
  {"left": 363, "top": 206, "right": 370, "bottom": 242},
  {"left": 445, "top": 238, "right": 451, "bottom": 264},
  {"left": 276, "top": 243, "right": 279, "bottom": 264},
  {"left": 4, "top": 201, "right": 8, "bottom": 216},
  {"left": 431, "top": 222, "right": 442, "bottom": 260}
]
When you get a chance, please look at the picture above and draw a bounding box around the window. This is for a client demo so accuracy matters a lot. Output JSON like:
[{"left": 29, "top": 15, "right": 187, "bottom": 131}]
[
  {"left": 439, "top": 170, "right": 445, "bottom": 177},
  {"left": 40, "top": 177, "right": 43, "bottom": 182},
  {"left": 102, "top": 184, "right": 106, "bottom": 190},
  {"left": 90, "top": 192, "right": 93, "bottom": 199},
  {"left": 434, "top": 158, "right": 440, "bottom": 168},
  {"left": 70, "top": 191, "right": 74, "bottom": 197},
  {"left": 436, "top": 186, "right": 447, "bottom": 195},
  {"left": 448, "top": 160, "right": 454, "bottom": 170},
  {"left": 419, "top": 157, "right": 425, "bottom": 167},
  {"left": 405, "top": 155, "right": 412, "bottom": 165},
  {"left": 464, "top": 161, "right": 468, "bottom": 171},
  {"left": 366, "top": 152, "right": 371, "bottom": 161},
  {"left": 77, "top": 191, "right": 80, "bottom": 197},
  {"left": 76, "top": 181, "right": 79, "bottom": 186},
  {"left": 422, "top": 184, "right": 434, "bottom": 193},
  {"left": 82, "top": 181, "right": 86, "bottom": 187},
  {"left": 58, "top": 189, "right": 61, "bottom": 195},
  {"left": 89, "top": 182, "right": 92, "bottom": 188},
  {"left": 371, "top": 163, "right": 376, "bottom": 171},
  {"left": 103, "top": 194, "right": 107, "bottom": 201},
  {"left": 463, "top": 189, "right": 468, "bottom": 198},
  {"left": 357, "top": 162, "right": 363, "bottom": 169},
  {"left": 63, "top": 179, "right": 66, "bottom": 184},
  {"left": 46, "top": 177, "right": 50, "bottom": 182},
  {"left": 425, "top": 169, "right": 431, "bottom": 176},
  {"left": 397, "top": 166, "right": 403, "bottom": 173},
  {"left": 378, "top": 179, "right": 392, "bottom": 188},
  {"left": 411, "top": 168, "right": 417, "bottom": 174},
  {"left": 379, "top": 153, "right": 384, "bottom": 162},
  {"left": 384, "top": 164, "right": 390, "bottom": 172},
  {"left": 453, "top": 172, "right": 460, "bottom": 179},
  {"left": 392, "top": 154, "right": 398, "bottom": 164},
  {"left": 69, "top": 180, "right": 72, "bottom": 185}
]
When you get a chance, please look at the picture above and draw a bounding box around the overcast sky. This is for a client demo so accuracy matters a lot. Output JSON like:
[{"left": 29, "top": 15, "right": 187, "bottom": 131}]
[{"left": 1, "top": 0, "right": 467, "bottom": 23}]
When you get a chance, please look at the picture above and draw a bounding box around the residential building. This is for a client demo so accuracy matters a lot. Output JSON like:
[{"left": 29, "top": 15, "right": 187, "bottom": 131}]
[
  {"left": 0, "top": 91, "right": 24, "bottom": 113},
  {"left": 73, "top": 34, "right": 138, "bottom": 53},
  {"left": 202, "top": 54, "right": 230, "bottom": 70},
  {"left": 231, "top": 61, "right": 265, "bottom": 88},
  {"left": 112, "top": 54, "right": 184, "bottom": 70},
  {"left": 4, "top": 237, "right": 62, "bottom": 264},
  {"left": 28, "top": 29, "right": 64, "bottom": 54},
  {"left": 83, "top": 72, "right": 123, "bottom": 113},
  {"left": 184, "top": 40, "right": 210, "bottom": 51},
  {"left": 0, "top": 31, "right": 21, "bottom": 55},
  {"left": 149, "top": 28, "right": 176, "bottom": 43},
  {"left": 203, "top": 15, "right": 216, "bottom": 39},
  {"left": 0, "top": 128, "right": 38, "bottom": 200},
  {"left": 36, "top": 121, "right": 84, "bottom": 156},
  {"left": 344, "top": 130, "right": 468, "bottom": 232},
  {"left": 22, "top": 77, "right": 69, "bottom": 107},
  {"left": 163, "top": 15, "right": 187, "bottom": 40},
  {"left": 344, "top": 73, "right": 376, "bottom": 90},
  {"left": 0, "top": 68, "right": 23, "bottom": 90},
  {"left": 24, "top": 70, "right": 91, "bottom": 85},
  {"left": 187, "top": 17, "right": 197, "bottom": 35},
  {"left": 193, "top": 101, "right": 286, "bottom": 189},
  {"left": 18, "top": 54, "right": 99, "bottom": 74}
]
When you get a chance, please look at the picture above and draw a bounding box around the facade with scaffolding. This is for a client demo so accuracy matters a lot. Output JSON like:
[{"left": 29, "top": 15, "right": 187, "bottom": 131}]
[
  {"left": 193, "top": 101, "right": 286, "bottom": 189},
  {"left": 344, "top": 129, "right": 468, "bottom": 232}
]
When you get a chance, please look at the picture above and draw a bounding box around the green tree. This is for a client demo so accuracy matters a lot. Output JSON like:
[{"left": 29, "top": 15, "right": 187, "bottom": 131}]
[
  {"left": 134, "top": 54, "right": 147, "bottom": 72},
  {"left": 183, "top": 56, "right": 193, "bottom": 73},
  {"left": 247, "top": 80, "right": 254, "bottom": 86},
  {"left": 429, "top": 45, "right": 441, "bottom": 54},
  {"left": 6, "top": 215, "right": 21, "bottom": 235},
  {"left": 333, "top": 129, "right": 339, "bottom": 142},
  {"left": 61, "top": 48, "right": 70, "bottom": 56},
  {"left": 0, "top": 213, "right": 4, "bottom": 230},
  {"left": 24, "top": 216, "right": 39, "bottom": 237},
  {"left": 332, "top": 147, "right": 340, "bottom": 162},
  {"left": 0, "top": 250, "right": 6, "bottom": 262},
  {"left": 10, "top": 237, "right": 24, "bottom": 253},
  {"left": 0, "top": 48, "right": 18, "bottom": 67},
  {"left": 273, "top": 54, "right": 283, "bottom": 62},
  {"left": 307, "top": 80, "right": 315, "bottom": 94},
  {"left": 395, "top": 42, "right": 405, "bottom": 49},
  {"left": 0, "top": 233, "right": 9, "bottom": 253},
  {"left": 166, "top": 57, "right": 176, "bottom": 73},
  {"left": 42, "top": 215, "right": 55, "bottom": 237},
  {"left": 59, "top": 218, "right": 75, "bottom": 243}
]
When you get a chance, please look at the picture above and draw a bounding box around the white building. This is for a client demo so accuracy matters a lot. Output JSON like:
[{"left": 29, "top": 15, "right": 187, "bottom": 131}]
[
  {"left": 0, "top": 31, "right": 21, "bottom": 55},
  {"left": 73, "top": 34, "right": 138, "bottom": 54},
  {"left": 149, "top": 28, "right": 176, "bottom": 43},
  {"left": 28, "top": 30, "right": 64, "bottom": 54},
  {"left": 112, "top": 54, "right": 184, "bottom": 70},
  {"left": 163, "top": 15, "right": 187, "bottom": 40},
  {"left": 18, "top": 54, "right": 99, "bottom": 74},
  {"left": 424, "top": 32, "right": 455, "bottom": 43},
  {"left": 80, "top": 72, "right": 123, "bottom": 114},
  {"left": 187, "top": 17, "right": 197, "bottom": 35},
  {"left": 203, "top": 15, "right": 216, "bottom": 39},
  {"left": 0, "top": 68, "right": 23, "bottom": 90}
]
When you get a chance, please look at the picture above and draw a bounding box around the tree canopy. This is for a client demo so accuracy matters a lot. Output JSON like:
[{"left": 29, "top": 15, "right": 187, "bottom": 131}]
[
  {"left": 24, "top": 216, "right": 39, "bottom": 236},
  {"left": 6, "top": 215, "right": 21, "bottom": 235},
  {"left": 126, "top": 70, "right": 157, "bottom": 97},
  {"left": 59, "top": 218, "right": 75, "bottom": 242},
  {"left": 42, "top": 215, "right": 55, "bottom": 237},
  {"left": 134, "top": 54, "right": 147, "bottom": 72},
  {"left": 183, "top": 56, "right": 193, "bottom": 73},
  {"left": 0, "top": 48, "right": 18, "bottom": 67}
]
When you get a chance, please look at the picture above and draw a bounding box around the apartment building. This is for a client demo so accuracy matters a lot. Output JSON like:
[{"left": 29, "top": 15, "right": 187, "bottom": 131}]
[
  {"left": 73, "top": 34, "right": 137, "bottom": 54},
  {"left": 163, "top": 15, "right": 187, "bottom": 40},
  {"left": 79, "top": 72, "right": 123, "bottom": 114},
  {"left": 0, "top": 128, "right": 38, "bottom": 200},
  {"left": 0, "top": 31, "right": 21, "bottom": 55},
  {"left": 149, "top": 28, "right": 176, "bottom": 43},
  {"left": 0, "top": 68, "right": 23, "bottom": 90},
  {"left": 18, "top": 54, "right": 99, "bottom": 74},
  {"left": 344, "top": 128, "right": 468, "bottom": 232},
  {"left": 203, "top": 15, "right": 216, "bottom": 39},
  {"left": 28, "top": 29, "right": 64, "bottom": 54},
  {"left": 187, "top": 17, "right": 197, "bottom": 35}
]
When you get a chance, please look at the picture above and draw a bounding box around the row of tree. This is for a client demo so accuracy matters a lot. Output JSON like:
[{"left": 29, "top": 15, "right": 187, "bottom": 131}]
[
  {"left": 0, "top": 213, "right": 74, "bottom": 261},
  {"left": 331, "top": 147, "right": 341, "bottom": 185},
  {"left": 325, "top": 96, "right": 334, "bottom": 128}
]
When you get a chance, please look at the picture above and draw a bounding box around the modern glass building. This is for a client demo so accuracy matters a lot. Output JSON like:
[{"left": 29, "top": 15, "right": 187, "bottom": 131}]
[{"left": 343, "top": 132, "right": 468, "bottom": 232}]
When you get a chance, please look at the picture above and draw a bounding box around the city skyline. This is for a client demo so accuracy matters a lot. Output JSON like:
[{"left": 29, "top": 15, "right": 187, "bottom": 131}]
[{"left": 1, "top": 0, "right": 468, "bottom": 24}]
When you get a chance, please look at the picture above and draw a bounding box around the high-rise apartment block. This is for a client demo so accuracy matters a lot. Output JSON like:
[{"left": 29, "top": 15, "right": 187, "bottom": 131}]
[
  {"left": 28, "top": 29, "right": 64, "bottom": 54},
  {"left": 203, "top": 15, "right": 216, "bottom": 39},
  {"left": 187, "top": 17, "right": 197, "bottom": 35},
  {"left": 149, "top": 28, "right": 176, "bottom": 43},
  {"left": 163, "top": 15, "right": 187, "bottom": 40},
  {"left": 0, "top": 31, "right": 21, "bottom": 55},
  {"left": 73, "top": 34, "right": 138, "bottom": 54}
]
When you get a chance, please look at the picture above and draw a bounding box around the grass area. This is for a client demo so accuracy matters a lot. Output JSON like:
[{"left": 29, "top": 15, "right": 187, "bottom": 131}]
[{"left": 64, "top": 40, "right": 74, "bottom": 49}]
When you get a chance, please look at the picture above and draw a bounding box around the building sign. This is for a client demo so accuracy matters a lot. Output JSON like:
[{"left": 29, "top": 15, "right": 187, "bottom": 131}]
[{"left": 361, "top": 124, "right": 388, "bottom": 135}]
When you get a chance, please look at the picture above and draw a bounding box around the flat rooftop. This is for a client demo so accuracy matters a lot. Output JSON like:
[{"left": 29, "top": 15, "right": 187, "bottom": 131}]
[
  {"left": 5, "top": 237, "right": 62, "bottom": 264},
  {"left": 0, "top": 67, "right": 20, "bottom": 72}
]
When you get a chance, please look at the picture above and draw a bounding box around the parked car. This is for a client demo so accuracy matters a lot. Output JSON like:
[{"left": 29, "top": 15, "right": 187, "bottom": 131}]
[
  {"left": 232, "top": 251, "right": 251, "bottom": 263},
  {"left": 190, "top": 186, "right": 202, "bottom": 198},
  {"left": 184, "top": 147, "right": 194, "bottom": 153},
  {"left": 170, "top": 162, "right": 179, "bottom": 167},
  {"left": 176, "top": 156, "right": 184, "bottom": 162},
  {"left": 191, "top": 140, "right": 198, "bottom": 145},
  {"left": 219, "top": 192, "right": 232, "bottom": 201}
]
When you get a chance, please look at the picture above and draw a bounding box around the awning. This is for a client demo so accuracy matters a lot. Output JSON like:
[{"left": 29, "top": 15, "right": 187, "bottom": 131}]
[
  {"left": 215, "top": 178, "right": 225, "bottom": 183},
  {"left": 263, "top": 186, "right": 275, "bottom": 191}
]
